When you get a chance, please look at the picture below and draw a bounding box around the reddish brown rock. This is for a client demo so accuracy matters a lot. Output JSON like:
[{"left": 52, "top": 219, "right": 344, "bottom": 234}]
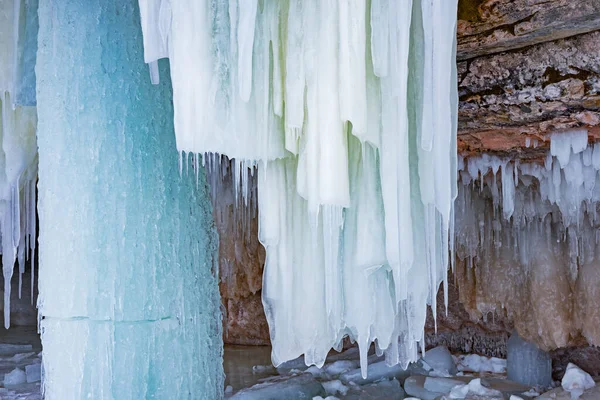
[{"left": 457, "top": 0, "right": 600, "bottom": 60}]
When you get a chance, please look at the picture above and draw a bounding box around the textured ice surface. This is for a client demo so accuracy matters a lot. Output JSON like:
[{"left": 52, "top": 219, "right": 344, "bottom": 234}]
[
  {"left": 455, "top": 354, "right": 506, "bottom": 374},
  {"left": 24, "top": 362, "right": 40, "bottom": 383},
  {"left": 422, "top": 346, "right": 458, "bottom": 377},
  {"left": 36, "top": 1, "right": 222, "bottom": 398},
  {"left": 507, "top": 332, "right": 552, "bottom": 388},
  {"left": 229, "top": 374, "right": 326, "bottom": 400},
  {"left": 456, "top": 130, "right": 600, "bottom": 351},
  {"left": 138, "top": 0, "right": 459, "bottom": 374},
  {"left": 0, "top": 0, "right": 39, "bottom": 329},
  {"left": 562, "top": 363, "right": 595, "bottom": 399},
  {"left": 3, "top": 368, "right": 26, "bottom": 386}
]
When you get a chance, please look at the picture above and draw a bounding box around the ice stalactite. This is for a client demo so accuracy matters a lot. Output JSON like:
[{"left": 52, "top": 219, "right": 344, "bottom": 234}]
[
  {"left": 0, "top": 0, "right": 39, "bottom": 329},
  {"left": 138, "top": 0, "right": 459, "bottom": 375},
  {"left": 36, "top": 1, "right": 223, "bottom": 398},
  {"left": 456, "top": 129, "right": 600, "bottom": 350}
]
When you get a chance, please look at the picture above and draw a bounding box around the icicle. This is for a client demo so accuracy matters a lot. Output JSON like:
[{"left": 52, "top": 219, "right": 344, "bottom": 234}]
[
  {"left": 0, "top": 0, "right": 39, "bottom": 327},
  {"left": 138, "top": 0, "right": 459, "bottom": 374}
]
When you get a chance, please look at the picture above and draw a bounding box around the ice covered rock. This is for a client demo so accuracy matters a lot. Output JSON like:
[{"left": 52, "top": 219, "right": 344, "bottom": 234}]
[
  {"left": 465, "top": 378, "right": 503, "bottom": 399},
  {"left": 312, "top": 397, "right": 339, "bottom": 400},
  {"left": 230, "top": 374, "right": 326, "bottom": 400},
  {"left": 477, "top": 378, "right": 531, "bottom": 398},
  {"left": 561, "top": 363, "right": 595, "bottom": 399},
  {"left": 424, "top": 376, "right": 470, "bottom": 393},
  {"left": 538, "top": 383, "right": 600, "bottom": 400},
  {"left": 4, "top": 368, "right": 26, "bottom": 386},
  {"left": 507, "top": 331, "right": 552, "bottom": 388},
  {"left": 322, "top": 380, "right": 349, "bottom": 396},
  {"left": 404, "top": 375, "right": 472, "bottom": 400},
  {"left": 343, "top": 378, "right": 405, "bottom": 400},
  {"left": 423, "top": 346, "right": 458, "bottom": 376},
  {"left": 340, "top": 360, "right": 411, "bottom": 385},
  {"left": 25, "top": 362, "right": 41, "bottom": 383},
  {"left": 455, "top": 354, "right": 506, "bottom": 374},
  {"left": 325, "top": 360, "right": 359, "bottom": 376}
]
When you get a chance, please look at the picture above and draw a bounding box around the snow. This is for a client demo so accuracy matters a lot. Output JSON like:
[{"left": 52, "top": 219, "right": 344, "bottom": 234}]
[
  {"left": 561, "top": 363, "right": 595, "bottom": 399},
  {"left": 455, "top": 354, "right": 506, "bottom": 374},
  {"left": 138, "top": 0, "right": 459, "bottom": 375},
  {"left": 0, "top": 0, "right": 39, "bottom": 329},
  {"left": 322, "top": 379, "right": 349, "bottom": 396}
]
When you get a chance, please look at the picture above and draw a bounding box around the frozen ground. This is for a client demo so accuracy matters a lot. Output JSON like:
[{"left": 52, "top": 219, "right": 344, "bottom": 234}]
[
  {"left": 0, "top": 326, "right": 42, "bottom": 400},
  {"left": 2, "top": 336, "right": 597, "bottom": 399},
  {"left": 225, "top": 345, "right": 599, "bottom": 400}
]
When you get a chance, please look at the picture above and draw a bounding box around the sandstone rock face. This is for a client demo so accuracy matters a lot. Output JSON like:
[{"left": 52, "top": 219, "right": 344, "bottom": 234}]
[
  {"left": 215, "top": 0, "right": 600, "bottom": 376},
  {"left": 208, "top": 157, "right": 268, "bottom": 345},
  {"left": 457, "top": 0, "right": 600, "bottom": 61}
]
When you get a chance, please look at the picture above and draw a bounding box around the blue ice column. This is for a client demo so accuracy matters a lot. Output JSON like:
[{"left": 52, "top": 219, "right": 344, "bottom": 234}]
[
  {"left": 35, "top": 1, "right": 223, "bottom": 399},
  {"left": 15, "top": 0, "right": 38, "bottom": 106}
]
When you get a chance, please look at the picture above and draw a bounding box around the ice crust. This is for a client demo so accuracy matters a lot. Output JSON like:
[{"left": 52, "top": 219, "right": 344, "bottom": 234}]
[
  {"left": 0, "top": 0, "right": 39, "bottom": 329},
  {"left": 36, "top": 1, "right": 223, "bottom": 398},
  {"left": 138, "top": 0, "right": 459, "bottom": 374},
  {"left": 456, "top": 129, "right": 600, "bottom": 350}
]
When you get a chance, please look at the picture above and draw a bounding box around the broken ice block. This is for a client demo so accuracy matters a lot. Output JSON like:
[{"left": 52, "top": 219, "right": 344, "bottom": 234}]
[
  {"left": 507, "top": 331, "right": 552, "bottom": 388},
  {"left": 4, "top": 368, "right": 26, "bottom": 386},
  {"left": 229, "top": 374, "right": 326, "bottom": 399},
  {"left": 561, "top": 363, "right": 595, "bottom": 399},
  {"left": 422, "top": 346, "right": 458, "bottom": 376},
  {"left": 25, "top": 362, "right": 41, "bottom": 383}
]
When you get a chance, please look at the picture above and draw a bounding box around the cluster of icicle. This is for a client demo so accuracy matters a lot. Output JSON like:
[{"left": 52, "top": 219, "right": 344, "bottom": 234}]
[
  {"left": 138, "top": 0, "right": 458, "bottom": 375},
  {"left": 0, "top": 0, "right": 39, "bottom": 329},
  {"left": 455, "top": 130, "right": 600, "bottom": 349}
]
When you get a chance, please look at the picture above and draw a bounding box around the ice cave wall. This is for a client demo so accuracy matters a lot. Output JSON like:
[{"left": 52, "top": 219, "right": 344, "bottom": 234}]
[{"left": 35, "top": 1, "right": 223, "bottom": 398}]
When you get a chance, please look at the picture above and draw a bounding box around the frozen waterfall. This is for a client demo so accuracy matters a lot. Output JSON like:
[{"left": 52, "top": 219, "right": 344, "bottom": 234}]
[
  {"left": 34, "top": 1, "right": 223, "bottom": 398},
  {"left": 138, "top": 0, "right": 459, "bottom": 374}
]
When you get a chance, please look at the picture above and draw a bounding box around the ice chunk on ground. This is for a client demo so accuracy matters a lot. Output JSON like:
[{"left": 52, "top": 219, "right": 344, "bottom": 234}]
[
  {"left": 423, "top": 346, "right": 458, "bottom": 376},
  {"left": 466, "top": 378, "right": 504, "bottom": 398},
  {"left": 507, "top": 331, "right": 552, "bottom": 388},
  {"left": 322, "top": 380, "right": 349, "bottom": 396},
  {"left": 25, "top": 363, "right": 40, "bottom": 383},
  {"left": 405, "top": 375, "right": 472, "bottom": 400},
  {"left": 343, "top": 378, "right": 405, "bottom": 400},
  {"left": 455, "top": 354, "right": 506, "bottom": 374},
  {"left": 325, "top": 360, "right": 359, "bottom": 376},
  {"left": 229, "top": 374, "right": 326, "bottom": 400},
  {"left": 561, "top": 363, "right": 595, "bottom": 399},
  {"left": 424, "top": 376, "right": 470, "bottom": 393},
  {"left": 340, "top": 360, "right": 411, "bottom": 385},
  {"left": 4, "top": 368, "right": 26, "bottom": 386}
]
